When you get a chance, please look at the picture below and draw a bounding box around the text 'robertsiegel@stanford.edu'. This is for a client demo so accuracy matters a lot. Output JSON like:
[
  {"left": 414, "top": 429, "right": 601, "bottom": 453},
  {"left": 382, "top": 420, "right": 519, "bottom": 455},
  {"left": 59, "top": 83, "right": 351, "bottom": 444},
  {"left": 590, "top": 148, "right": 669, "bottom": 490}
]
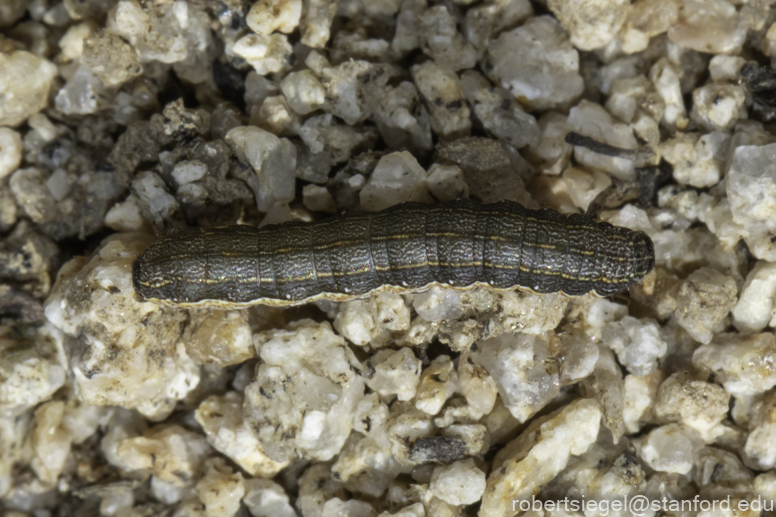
[{"left": 512, "top": 495, "right": 775, "bottom": 516}]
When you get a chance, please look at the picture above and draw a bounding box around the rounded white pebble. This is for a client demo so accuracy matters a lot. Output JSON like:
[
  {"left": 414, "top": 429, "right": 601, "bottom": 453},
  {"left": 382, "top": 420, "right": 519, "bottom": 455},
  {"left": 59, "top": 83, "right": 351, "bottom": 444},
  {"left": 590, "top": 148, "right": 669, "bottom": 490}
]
[
  {"left": 171, "top": 160, "right": 208, "bottom": 186},
  {"left": 0, "top": 127, "right": 23, "bottom": 179},
  {"left": 638, "top": 424, "right": 705, "bottom": 474},
  {"left": 413, "top": 286, "right": 462, "bottom": 321},
  {"left": 246, "top": 0, "right": 302, "bottom": 36},
  {"left": 429, "top": 458, "right": 486, "bottom": 506},
  {"left": 732, "top": 260, "right": 776, "bottom": 333},
  {"left": 302, "top": 184, "right": 336, "bottom": 213}
]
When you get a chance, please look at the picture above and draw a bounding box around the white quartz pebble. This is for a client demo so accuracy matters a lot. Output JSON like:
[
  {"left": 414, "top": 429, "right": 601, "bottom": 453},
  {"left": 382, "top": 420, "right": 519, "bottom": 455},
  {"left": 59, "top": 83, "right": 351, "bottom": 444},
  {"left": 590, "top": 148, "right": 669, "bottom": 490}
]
[
  {"left": 0, "top": 127, "right": 22, "bottom": 179},
  {"left": 429, "top": 458, "right": 486, "bottom": 506}
]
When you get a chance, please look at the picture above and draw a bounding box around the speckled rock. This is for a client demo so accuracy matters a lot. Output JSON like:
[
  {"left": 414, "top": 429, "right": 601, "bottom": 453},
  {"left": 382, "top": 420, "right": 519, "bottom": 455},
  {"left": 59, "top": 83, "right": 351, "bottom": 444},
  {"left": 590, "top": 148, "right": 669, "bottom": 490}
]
[
  {"left": 194, "top": 457, "right": 245, "bottom": 517},
  {"left": 660, "top": 131, "right": 729, "bottom": 188},
  {"left": 486, "top": 16, "right": 584, "bottom": 110},
  {"left": 243, "top": 478, "right": 297, "bottom": 517},
  {"left": 411, "top": 62, "right": 471, "bottom": 141},
  {"left": 548, "top": 0, "right": 629, "bottom": 51},
  {"left": 649, "top": 58, "right": 689, "bottom": 131},
  {"left": 233, "top": 33, "right": 293, "bottom": 76},
  {"left": 246, "top": 0, "right": 302, "bottom": 36},
  {"left": 111, "top": 424, "right": 211, "bottom": 487},
  {"left": 30, "top": 401, "right": 106, "bottom": 484},
  {"left": 300, "top": 0, "right": 337, "bottom": 48},
  {"left": 195, "top": 392, "right": 288, "bottom": 478},
  {"left": 653, "top": 372, "right": 729, "bottom": 442},
  {"left": 0, "top": 50, "right": 57, "bottom": 127},
  {"left": 460, "top": 70, "right": 540, "bottom": 149},
  {"left": 245, "top": 320, "right": 365, "bottom": 462},
  {"left": 81, "top": 30, "right": 143, "bottom": 87},
  {"left": 435, "top": 137, "right": 533, "bottom": 205},
  {"left": 605, "top": 75, "right": 664, "bottom": 125},
  {"left": 480, "top": 399, "right": 601, "bottom": 517},
  {"left": 472, "top": 333, "right": 560, "bottom": 422},
  {"left": 44, "top": 234, "right": 200, "bottom": 420},
  {"left": 690, "top": 84, "right": 747, "bottom": 131},
  {"left": 334, "top": 291, "right": 412, "bottom": 348},
  {"left": 602, "top": 316, "right": 667, "bottom": 376},
  {"left": 581, "top": 343, "right": 627, "bottom": 441},
  {"left": 417, "top": 6, "right": 477, "bottom": 71},
  {"left": 743, "top": 392, "right": 776, "bottom": 471},
  {"left": 675, "top": 267, "right": 738, "bottom": 344},
  {"left": 319, "top": 60, "right": 377, "bottom": 125},
  {"left": 636, "top": 423, "right": 704, "bottom": 474},
  {"left": 464, "top": 0, "right": 533, "bottom": 50},
  {"left": 693, "top": 333, "right": 776, "bottom": 396},
  {"left": 618, "top": 0, "right": 679, "bottom": 53},
  {"left": 184, "top": 310, "right": 255, "bottom": 366},
  {"left": 623, "top": 371, "right": 663, "bottom": 434},
  {"left": 667, "top": 0, "right": 748, "bottom": 55},
  {"left": 0, "top": 324, "right": 65, "bottom": 417},
  {"left": 364, "top": 347, "right": 422, "bottom": 402},
  {"left": 415, "top": 355, "right": 459, "bottom": 416},
  {"left": 429, "top": 458, "right": 486, "bottom": 506}
]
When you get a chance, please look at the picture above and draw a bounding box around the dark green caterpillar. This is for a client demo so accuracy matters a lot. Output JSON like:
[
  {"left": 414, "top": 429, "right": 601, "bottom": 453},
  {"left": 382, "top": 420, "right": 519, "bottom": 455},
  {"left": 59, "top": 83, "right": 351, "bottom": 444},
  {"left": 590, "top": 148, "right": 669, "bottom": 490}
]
[{"left": 133, "top": 199, "right": 655, "bottom": 307}]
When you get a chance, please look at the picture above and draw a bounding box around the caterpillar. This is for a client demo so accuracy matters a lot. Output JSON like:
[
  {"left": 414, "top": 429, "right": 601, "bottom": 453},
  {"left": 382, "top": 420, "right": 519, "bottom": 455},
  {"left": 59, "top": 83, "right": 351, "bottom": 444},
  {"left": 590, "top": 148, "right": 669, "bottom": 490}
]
[{"left": 133, "top": 199, "right": 655, "bottom": 308}]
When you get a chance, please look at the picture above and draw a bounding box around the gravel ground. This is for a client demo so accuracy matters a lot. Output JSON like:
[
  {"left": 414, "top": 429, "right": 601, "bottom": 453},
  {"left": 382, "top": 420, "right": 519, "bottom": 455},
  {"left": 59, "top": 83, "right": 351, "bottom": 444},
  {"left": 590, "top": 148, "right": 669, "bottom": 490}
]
[{"left": 1, "top": 0, "right": 776, "bottom": 516}]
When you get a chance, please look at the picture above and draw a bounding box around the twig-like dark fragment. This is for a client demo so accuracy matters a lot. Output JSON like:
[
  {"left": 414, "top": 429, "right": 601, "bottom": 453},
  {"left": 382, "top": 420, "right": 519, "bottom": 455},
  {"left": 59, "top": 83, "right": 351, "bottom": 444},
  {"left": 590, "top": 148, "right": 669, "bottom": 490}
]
[
  {"left": 565, "top": 132, "right": 655, "bottom": 161},
  {"left": 409, "top": 436, "right": 466, "bottom": 463},
  {"left": 740, "top": 64, "right": 776, "bottom": 108}
]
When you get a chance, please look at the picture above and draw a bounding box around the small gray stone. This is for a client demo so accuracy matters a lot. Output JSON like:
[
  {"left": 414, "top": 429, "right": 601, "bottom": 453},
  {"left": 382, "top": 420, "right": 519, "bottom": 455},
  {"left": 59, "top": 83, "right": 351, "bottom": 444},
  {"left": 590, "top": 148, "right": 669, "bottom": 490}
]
[
  {"left": 435, "top": 137, "right": 531, "bottom": 205},
  {"left": 409, "top": 436, "right": 466, "bottom": 463}
]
